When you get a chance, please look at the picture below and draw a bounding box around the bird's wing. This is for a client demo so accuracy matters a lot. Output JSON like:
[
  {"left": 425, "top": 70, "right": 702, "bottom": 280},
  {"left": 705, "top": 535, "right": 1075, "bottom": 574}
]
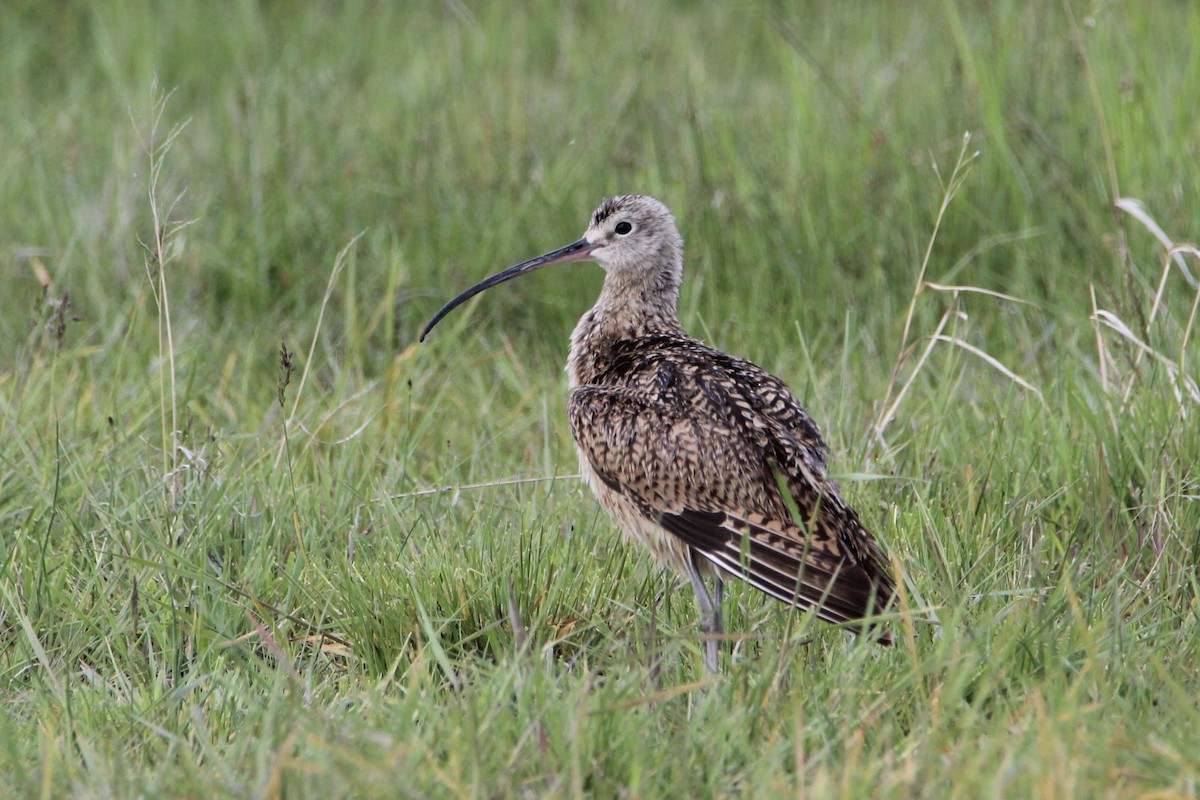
[
  {"left": 659, "top": 509, "right": 891, "bottom": 635},
  {"left": 569, "top": 382, "right": 894, "bottom": 635},
  {"left": 710, "top": 354, "right": 832, "bottom": 473}
]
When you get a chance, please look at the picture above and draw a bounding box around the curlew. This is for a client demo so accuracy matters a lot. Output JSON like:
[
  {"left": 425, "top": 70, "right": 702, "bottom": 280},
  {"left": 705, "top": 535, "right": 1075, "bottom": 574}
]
[{"left": 420, "top": 195, "right": 895, "bottom": 672}]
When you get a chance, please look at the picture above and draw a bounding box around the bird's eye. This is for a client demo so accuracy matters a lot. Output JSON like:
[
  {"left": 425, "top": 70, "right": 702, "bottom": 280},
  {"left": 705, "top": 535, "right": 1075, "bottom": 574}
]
[{"left": 614, "top": 221, "right": 633, "bottom": 235}]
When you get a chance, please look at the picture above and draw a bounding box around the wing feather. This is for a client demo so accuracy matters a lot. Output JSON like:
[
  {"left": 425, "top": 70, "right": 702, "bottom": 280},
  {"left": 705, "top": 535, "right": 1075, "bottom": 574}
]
[{"left": 569, "top": 345, "right": 895, "bottom": 642}]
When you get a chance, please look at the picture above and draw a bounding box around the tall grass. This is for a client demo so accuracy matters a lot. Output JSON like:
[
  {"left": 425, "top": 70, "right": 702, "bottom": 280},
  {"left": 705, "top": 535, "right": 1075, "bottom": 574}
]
[{"left": 1, "top": 1, "right": 1198, "bottom": 796}]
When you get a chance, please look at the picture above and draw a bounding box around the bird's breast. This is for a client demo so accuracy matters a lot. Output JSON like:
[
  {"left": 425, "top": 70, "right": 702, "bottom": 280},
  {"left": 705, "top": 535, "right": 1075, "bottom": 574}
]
[{"left": 572, "top": 439, "right": 695, "bottom": 573}]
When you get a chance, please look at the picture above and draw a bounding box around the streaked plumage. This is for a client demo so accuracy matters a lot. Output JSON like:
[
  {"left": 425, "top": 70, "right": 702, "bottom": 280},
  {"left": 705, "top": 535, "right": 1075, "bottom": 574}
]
[{"left": 421, "top": 195, "right": 894, "bottom": 671}]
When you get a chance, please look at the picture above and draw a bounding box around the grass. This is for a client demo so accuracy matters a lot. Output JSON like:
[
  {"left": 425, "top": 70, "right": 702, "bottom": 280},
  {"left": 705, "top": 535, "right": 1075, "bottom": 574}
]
[{"left": 2, "top": 0, "right": 1199, "bottom": 796}]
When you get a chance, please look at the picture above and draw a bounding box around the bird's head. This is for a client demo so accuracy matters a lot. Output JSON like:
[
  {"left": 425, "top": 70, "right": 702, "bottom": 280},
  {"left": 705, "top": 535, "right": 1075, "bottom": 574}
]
[
  {"left": 420, "top": 194, "right": 683, "bottom": 341},
  {"left": 582, "top": 195, "right": 682, "bottom": 278}
]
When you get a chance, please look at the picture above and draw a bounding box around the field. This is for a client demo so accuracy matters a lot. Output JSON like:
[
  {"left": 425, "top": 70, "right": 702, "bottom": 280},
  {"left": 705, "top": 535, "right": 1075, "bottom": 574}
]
[{"left": 2, "top": 1, "right": 1199, "bottom": 797}]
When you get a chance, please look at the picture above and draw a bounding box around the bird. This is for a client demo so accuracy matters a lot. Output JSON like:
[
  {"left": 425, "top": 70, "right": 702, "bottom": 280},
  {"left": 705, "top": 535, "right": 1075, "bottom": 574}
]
[{"left": 420, "top": 195, "right": 895, "bottom": 672}]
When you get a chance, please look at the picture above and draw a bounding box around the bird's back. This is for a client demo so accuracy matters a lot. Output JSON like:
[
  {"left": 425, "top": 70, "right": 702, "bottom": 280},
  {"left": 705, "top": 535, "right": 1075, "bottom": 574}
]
[{"left": 568, "top": 322, "right": 895, "bottom": 636}]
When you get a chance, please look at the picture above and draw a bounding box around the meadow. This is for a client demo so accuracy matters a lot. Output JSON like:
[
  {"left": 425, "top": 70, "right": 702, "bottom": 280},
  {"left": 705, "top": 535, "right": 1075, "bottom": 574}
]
[{"left": 2, "top": 1, "right": 1198, "bottom": 797}]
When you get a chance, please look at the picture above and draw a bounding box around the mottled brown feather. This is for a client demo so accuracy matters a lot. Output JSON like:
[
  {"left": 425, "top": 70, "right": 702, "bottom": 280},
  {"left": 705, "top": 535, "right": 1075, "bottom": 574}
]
[{"left": 569, "top": 331, "right": 895, "bottom": 642}]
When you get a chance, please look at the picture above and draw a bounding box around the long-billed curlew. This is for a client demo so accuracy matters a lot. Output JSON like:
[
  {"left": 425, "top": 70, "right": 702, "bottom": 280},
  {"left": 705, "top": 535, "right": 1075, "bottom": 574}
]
[{"left": 421, "top": 195, "right": 895, "bottom": 672}]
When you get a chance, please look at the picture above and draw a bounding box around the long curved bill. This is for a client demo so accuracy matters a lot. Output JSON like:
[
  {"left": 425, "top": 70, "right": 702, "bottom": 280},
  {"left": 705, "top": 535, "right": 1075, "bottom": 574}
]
[{"left": 419, "top": 238, "right": 599, "bottom": 341}]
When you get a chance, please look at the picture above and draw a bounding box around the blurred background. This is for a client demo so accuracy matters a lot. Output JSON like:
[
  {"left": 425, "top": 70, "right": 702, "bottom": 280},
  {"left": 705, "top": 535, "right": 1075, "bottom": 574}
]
[{"left": 6, "top": 2, "right": 1195, "bottom": 373}]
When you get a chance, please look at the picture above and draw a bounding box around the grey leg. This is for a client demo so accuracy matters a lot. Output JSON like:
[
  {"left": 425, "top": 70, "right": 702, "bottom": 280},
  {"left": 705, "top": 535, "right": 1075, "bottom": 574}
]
[
  {"left": 686, "top": 554, "right": 723, "bottom": 673},
  {"left": 714, "top": 574, "right": 724, "bottom": 636}
]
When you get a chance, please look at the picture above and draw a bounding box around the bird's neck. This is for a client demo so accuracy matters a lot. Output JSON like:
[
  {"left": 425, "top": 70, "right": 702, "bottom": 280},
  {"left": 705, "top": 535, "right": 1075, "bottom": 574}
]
[
  {"left": 597, "top": 266, "right": 681, "bottom": 323},
  {"left": 567, "top": 272, "right": 684, "bottom": 388}
]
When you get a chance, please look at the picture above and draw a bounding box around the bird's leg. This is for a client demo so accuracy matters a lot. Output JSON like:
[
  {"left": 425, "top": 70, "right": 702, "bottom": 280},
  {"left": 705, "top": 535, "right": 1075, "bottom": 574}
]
[
  {"left": 714, "top": 573, "right": 724, "bottom": 638},
  {"left": 686, "top": 554, "right": 722, "bottom": 673}
]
